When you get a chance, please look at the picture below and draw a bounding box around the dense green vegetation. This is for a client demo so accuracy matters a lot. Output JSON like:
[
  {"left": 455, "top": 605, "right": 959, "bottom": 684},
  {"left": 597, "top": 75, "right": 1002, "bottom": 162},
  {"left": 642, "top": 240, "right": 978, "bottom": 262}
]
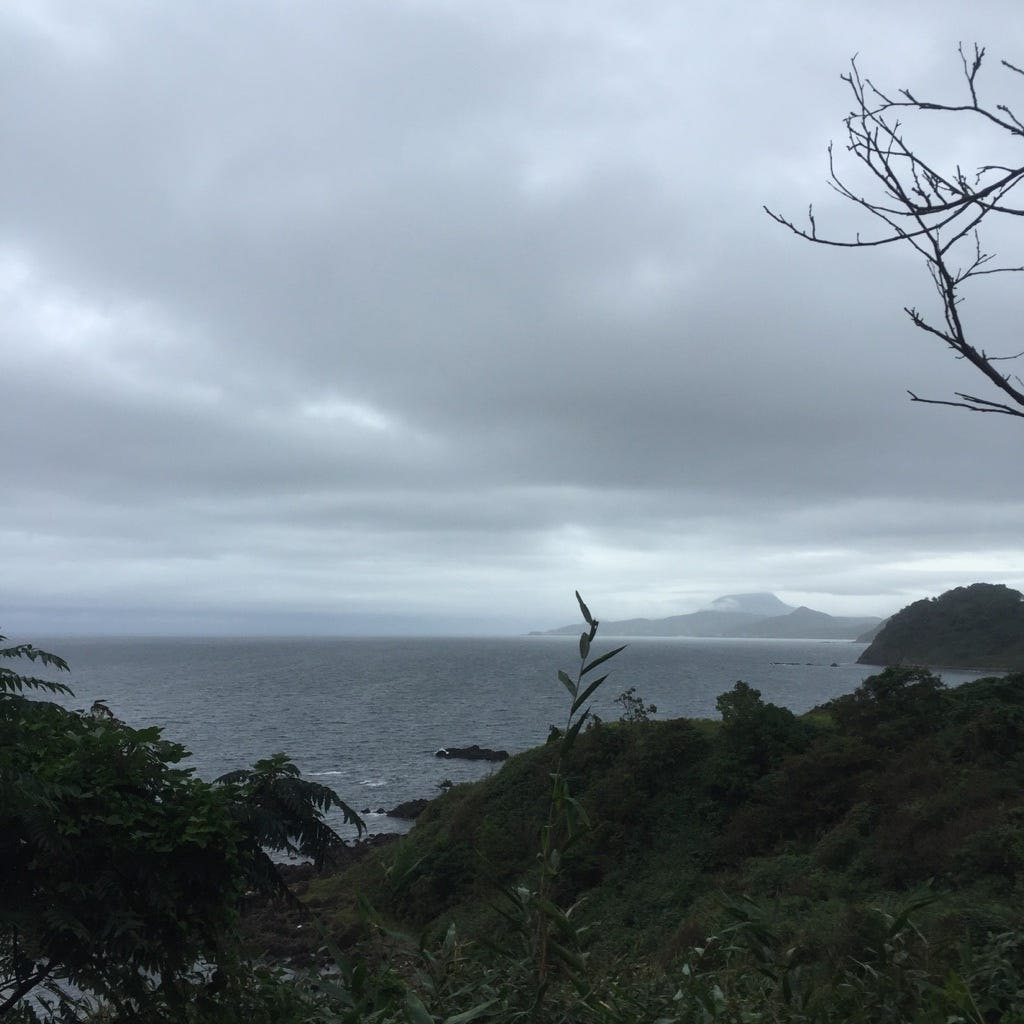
[
  {"left": 285, "top": 640, "right": 1024, "bottom": 1021},
  {"left": 314, "top": 666, "right": 1024, "bottom": 963},
  {"left": 6, "top": 605, "right": 1024, "bottom": 1022},
  {"left": 860, "top": 583, "right": 1024, "bottom": 670},
  {"left": 0, "top": 635, "right": 362, "bottom": 1022}
]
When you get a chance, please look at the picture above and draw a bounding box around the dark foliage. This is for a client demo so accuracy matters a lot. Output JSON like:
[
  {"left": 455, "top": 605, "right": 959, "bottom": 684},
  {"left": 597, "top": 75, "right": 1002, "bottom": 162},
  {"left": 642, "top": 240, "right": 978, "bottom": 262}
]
[
  {"left": 860, "top": 583, "right": 1024, "bottom": 670},
  {"left": 342, "top": 669, "right": 1024, "bottom": 974},
  {"left": 0, "top": 636, "right": 360, "bottom": 1021},
  {"left": 1, "top": 649, "right": 244, "bottom": 1016}
]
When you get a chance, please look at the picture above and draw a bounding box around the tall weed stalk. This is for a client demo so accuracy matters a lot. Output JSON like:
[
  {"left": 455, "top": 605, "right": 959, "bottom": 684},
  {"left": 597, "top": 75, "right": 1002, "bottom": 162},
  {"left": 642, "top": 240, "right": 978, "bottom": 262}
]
[{"left": 524, "top": 592, "right": 625, "bottom": 1009}]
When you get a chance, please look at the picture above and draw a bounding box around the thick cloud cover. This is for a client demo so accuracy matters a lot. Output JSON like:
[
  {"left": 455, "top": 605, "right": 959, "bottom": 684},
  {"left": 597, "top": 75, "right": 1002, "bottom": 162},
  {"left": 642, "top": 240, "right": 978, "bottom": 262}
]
[{"left": 3, "top": 0, "right": 1023, "bottom": 634}]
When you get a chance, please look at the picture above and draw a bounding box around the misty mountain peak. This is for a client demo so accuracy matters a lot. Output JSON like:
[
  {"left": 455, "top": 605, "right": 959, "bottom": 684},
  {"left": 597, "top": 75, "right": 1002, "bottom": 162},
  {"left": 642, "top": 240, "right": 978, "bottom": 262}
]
[{"left": 707, "top": 593, "right": 796, "bottom": 617}]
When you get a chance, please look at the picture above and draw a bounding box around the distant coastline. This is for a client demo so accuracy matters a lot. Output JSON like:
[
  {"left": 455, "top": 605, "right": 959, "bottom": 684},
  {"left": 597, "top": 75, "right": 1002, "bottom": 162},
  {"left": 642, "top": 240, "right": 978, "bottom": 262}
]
[{"left": 534, "top": 592, "right": 882, "bottom": 642}]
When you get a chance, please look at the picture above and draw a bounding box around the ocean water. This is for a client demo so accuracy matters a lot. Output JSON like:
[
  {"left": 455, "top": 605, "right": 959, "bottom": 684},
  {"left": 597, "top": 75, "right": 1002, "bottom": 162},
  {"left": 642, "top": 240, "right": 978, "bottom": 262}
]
[{"left": 26, "top": 634, "right": 988, "bottom": 837}]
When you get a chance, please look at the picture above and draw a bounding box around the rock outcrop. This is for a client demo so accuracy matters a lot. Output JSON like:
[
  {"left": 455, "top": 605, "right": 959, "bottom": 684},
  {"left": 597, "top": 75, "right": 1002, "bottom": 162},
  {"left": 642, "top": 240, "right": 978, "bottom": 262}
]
[
  {"left": 435, "top": 744, "right": 509, "bottom": 762},
  {"left": 387, "top": 798, "right": 431, "bottom": 820}
]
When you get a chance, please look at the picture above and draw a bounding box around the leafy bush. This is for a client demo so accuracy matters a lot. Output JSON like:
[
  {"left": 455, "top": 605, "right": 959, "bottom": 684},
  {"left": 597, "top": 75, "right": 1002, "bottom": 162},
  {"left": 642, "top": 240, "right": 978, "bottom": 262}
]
[
  {"left": 0, "top": 635, "right": 361, "bottom": 1021},
  {"left": 708, "top": 681, "right": 813, "bottom": 803},
  {"left": 614, "top": 687, "right": 657, "bottom": 723}
]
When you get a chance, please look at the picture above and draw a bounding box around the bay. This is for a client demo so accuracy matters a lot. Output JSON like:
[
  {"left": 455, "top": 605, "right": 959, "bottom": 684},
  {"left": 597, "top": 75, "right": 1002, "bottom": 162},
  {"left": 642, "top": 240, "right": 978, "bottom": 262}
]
[{"left": 28, "top": 634, "right": 988, "bottom": 837}]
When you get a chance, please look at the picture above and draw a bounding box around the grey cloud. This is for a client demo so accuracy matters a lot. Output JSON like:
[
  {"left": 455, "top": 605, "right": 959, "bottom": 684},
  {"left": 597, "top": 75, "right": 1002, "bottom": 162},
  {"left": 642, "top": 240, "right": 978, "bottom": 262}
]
[{"left": 3, "top": 0, "right": 1024, "bottom": 633}]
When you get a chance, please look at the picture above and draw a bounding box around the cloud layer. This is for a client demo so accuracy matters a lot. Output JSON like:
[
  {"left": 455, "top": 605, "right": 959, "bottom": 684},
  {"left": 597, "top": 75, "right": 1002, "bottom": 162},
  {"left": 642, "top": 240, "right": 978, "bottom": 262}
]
[{"left": 4, "top": 1, "right": 1024, "bottom": 633}]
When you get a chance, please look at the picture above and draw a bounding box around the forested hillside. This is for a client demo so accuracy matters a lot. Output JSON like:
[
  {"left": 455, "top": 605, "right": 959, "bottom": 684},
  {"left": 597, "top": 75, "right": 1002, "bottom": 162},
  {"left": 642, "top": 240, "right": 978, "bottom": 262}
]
[
  {"left": 859, "top": 583, "right": 1024, "bottom": 670},
  {"left": 292, "top": 662, "right": 1024, "bottom": 1022}
]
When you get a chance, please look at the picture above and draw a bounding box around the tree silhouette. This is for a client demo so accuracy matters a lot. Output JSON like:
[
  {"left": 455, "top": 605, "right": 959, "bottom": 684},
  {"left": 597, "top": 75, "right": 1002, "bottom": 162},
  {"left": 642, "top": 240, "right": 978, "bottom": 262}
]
[{"left": 767, "top": 45, "right": 1024, "bottom": 419}]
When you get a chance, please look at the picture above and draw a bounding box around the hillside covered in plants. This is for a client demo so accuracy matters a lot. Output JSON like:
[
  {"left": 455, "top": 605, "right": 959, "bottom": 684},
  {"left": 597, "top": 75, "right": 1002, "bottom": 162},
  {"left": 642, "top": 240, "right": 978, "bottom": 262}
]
[
  {"left": 859, "top": 583, "right": 1024, "bottom": 671},
  {"left": 285, "top": 646, "right": 1024, "bottom": 1023}
]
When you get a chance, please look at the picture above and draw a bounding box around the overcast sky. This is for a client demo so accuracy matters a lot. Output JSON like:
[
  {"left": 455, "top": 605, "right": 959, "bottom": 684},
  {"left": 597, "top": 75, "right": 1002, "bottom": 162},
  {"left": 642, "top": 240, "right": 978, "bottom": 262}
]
[{"left": 3, "top": 1, "right": 1024, "bottom": 635}]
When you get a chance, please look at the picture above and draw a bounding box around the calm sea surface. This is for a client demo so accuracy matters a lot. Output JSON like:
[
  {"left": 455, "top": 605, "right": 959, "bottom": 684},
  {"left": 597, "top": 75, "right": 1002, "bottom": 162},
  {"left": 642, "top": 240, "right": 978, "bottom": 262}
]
[{"left": 27, "top": 635, "right": 987, "bottom": 837}]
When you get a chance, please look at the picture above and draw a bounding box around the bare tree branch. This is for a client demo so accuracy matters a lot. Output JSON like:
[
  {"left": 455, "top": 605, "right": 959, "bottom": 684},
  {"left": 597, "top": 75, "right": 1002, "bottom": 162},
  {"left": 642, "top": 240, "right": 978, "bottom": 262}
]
[
  {"left": 767, "top": 45, "right": 1024, "bottom": 419},
  {"left": 907, "top": 390, "right": 1024, "bottom": 418}
]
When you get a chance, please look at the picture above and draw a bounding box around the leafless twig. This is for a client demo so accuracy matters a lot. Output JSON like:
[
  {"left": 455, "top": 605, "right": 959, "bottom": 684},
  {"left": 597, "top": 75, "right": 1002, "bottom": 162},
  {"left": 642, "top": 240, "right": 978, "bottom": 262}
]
[{"left": 766, "top": 45, "right": 1024, "bottom": 418}]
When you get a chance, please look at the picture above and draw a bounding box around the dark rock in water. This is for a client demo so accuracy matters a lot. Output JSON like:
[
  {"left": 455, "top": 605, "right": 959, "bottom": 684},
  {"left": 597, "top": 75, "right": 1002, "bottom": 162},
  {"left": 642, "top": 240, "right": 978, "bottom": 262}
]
[
  {"left": 435, "top": 744, "right": 509, "bottom": 762},
  {"left": 388, "top": 798, "right": 430, "bottom": 820}
]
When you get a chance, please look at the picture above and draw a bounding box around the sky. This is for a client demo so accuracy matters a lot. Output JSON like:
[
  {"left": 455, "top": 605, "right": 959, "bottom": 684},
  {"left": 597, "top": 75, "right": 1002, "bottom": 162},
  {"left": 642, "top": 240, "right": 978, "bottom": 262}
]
[{"left": 3, "top": 0, "right": 1024, "bottom": 636}]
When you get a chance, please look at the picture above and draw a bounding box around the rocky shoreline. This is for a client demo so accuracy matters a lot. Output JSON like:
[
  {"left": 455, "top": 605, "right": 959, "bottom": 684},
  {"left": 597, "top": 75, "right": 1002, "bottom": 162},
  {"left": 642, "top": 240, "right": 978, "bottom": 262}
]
[
  {"left": 241, "top": 833, "right": 401, "bottom": 963},
  {"left": 243, "top": 745, "right": 512, "bottom": 962}
]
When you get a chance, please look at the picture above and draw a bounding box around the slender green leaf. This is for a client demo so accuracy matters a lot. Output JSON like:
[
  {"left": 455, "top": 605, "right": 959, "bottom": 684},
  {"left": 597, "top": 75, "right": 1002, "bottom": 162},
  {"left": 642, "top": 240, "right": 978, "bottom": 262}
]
[
  {"left": 575, "top": 591, "right": 594, "bottom": 625},
  {"left": 405, "top": 989, "right": 434, "bottom": 1024},
  {"left": 534, "top": 897, "right": 577, "bottom": 939},
  {"left": 547, "top": 937, "right": 586, "bottom": 972},
  {"left": 572, "top": 674, "right": 609, "bottom": 715},
  {"left": 887, "top": 894, "right": 936, "bottom": 938},
  {"left": 563, "top": 793, "right": 591, "bottom": 830},
  {"left": 442, "top": 922, "right": 457, "bottom": 957},
  {"left": 442, "top": 1000, "right": 500, "bottom": 1024},
  {"left": 579, "top": 633, "right": 590, "bottom": 661},
  {"left": 581, "top": 645, "right": 627, "bottom": 677},
  {"left": 564, "top": 711, "right": 589, "bottom": 749},
  {"left": 557, "top": 670, "right": 576, "bottom": 698}
]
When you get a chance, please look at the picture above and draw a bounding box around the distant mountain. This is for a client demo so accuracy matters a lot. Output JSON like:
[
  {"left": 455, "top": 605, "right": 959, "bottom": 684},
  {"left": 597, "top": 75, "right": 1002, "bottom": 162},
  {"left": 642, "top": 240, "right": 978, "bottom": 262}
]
[
  {"left": 535, "top": 610, "right": 753, "bottom": 638},
  {"left": 535, "top": 593, "right": 881, "bottom": 640},
  {"left": 858, "top": 583, "right": 1024, "bottom": 670},
  {"left": 732, "top": 607, "right": 882, "bottom": 641}
]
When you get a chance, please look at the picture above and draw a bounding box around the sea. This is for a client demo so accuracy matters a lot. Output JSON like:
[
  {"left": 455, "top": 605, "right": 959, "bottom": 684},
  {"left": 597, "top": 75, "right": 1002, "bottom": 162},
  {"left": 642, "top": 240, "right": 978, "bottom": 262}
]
[{"left": 25, "top": 634, "right": 990, "bottom": 839}]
